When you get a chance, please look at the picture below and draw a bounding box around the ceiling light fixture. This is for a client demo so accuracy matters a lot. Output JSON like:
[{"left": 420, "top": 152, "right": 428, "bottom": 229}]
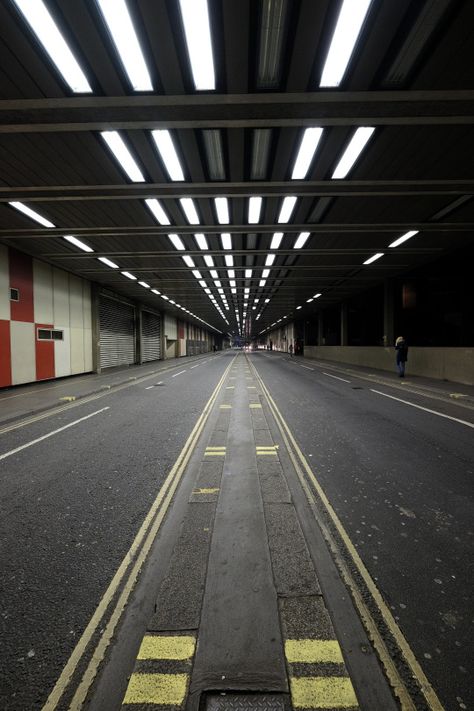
[
  {"left": 178, "top": 0, "right": 215, "bottom": 90},
  {"left": 192, "top": 270, "right": 202, "bottom": 279},
  {"left": 138, "top": 281, "right": 150, "bottom": 288},
  {"left": 245, "top": 269, "right": 253, "bottom": 279},
  {"left": 210, "top": 269, "right": 218, "bottom": 279},
  {"left": 270, "top": 232, "right": 283, "bottom": 249},
  {"left": 179, "top": 198, "right": 200, "bottom": 224},
  {"left": 168, "top": 233, "right": 185, "bottom": 250},
  {"left": 221, "top": 233, "right": 232, "bottom": 250},
  {"left": 291, "top": 128, "right": 324, "bottom": 179},
  {"left": 121, "top": 271, "right": 137, "bottom": 280},
  {"left": 262, "top": 269, "right": 270, "bottom": 278},
  {"left": 265, "top": 254, "right": 275, "bottom": 266},
  {"left": 313, "top": 293, "right": 322, "bottom": 298},
  {"left": 296, "top": 305, "right": 302, "bottom": 310},
  {"left": 225, "top": 255, "right": 234, "bottom": 267},
  {"left": 8, "top": 201, "right": 55, "bottom": 227},
  {"left": 259, "top": 279, "right": 267, "bottom": 287},
  {"left": 101, "top": 131, "right": 145, "bottom": 182},
  {"left": 332, "top": 127, "right": 375, "bottom": 179},
  {"left": 277, "top": 196, "right": 297, "bottom": 223},
  {"left": 12, "top": 0, "right": 92, "bottom": 93},
  {"left": 388, "top": 230, "right": 419, "bottom": 248},
  {"left": 194, "top": 233, "right": 208, "bottom": 250},
  {"left": 251, "top": 128, "right": 272, "bottom": 180},
  {"left": 215, "top": 197, "right": 230, "bottom": 224},
  {"left": 204, "top": 255, "right": 215, "bottom": 268},
  {"left": 145, "top": 198, "right": 170, "bottom": 225},
  {"left": 63, "top": 235, "right": 93, "bottom": 253},
  {"left": 98, "top": 257, "right": 119, "bottom": 269},
  {"left": 227, "top": 269, "right": 235, "bottom": 278},
  {"left": 363, "top": 252, "right": 384, "bottom": 265},
  {"left": 294, "top": 232, "right": 310, "bottom": 249},
  {"left": 182, "top": 255, "right": 195, "bottom": 268},
  {"left": 248, "top": 196, "right": 263, "bottom": 224},
  {"left": 96, "top": 0, "right": 153, "bottom": 91},
  {"left": 151, "top": 130, "right": 185, "bottom": 181},
  {"left": 151, "top": 288, "right": 161, "bottom": 295},
  {"left": 319, "top": 0, "right": 373, "bottom": 88},
  {"left": 202, "top": 129, "right": 225, "bottom": 180}
]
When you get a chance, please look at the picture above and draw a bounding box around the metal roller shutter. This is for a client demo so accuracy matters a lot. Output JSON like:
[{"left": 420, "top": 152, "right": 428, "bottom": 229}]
[
  {"left": 99, "top": 296, "right": 135, "bottom": 368},
  {"left": 142, "top": 311, "right": 161, "bottom": 362}
]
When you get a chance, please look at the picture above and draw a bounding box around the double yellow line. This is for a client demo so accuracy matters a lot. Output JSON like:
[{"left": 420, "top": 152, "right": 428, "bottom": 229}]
[
  {"left": 248, "top": 356, "right": 445, "bottom": 711},
  {"left": 42, "top": 357, "right": 235, "bottom": 711}
]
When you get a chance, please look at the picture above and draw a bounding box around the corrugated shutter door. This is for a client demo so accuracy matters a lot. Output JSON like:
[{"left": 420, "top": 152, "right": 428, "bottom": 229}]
[
  {"left": 99, "top": 296, "right": 135, "bottom": 368},
  {"left": 142, "top": 311, "right": 161, "bottom": 362}
]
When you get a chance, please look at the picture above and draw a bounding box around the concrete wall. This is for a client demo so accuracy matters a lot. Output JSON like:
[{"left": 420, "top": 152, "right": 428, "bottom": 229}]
[{"left": 304, "top": 346, "right": 474, "bottom": 385}]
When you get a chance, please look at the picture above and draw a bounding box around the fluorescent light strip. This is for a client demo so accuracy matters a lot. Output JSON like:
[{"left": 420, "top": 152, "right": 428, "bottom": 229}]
[
  {"left": 332, "top": 127, "right": 375, "bottom": 179},
  {"left": 245, "top": 269, "right": 252, "bottom": 279},
  {"left": 145, "top": 198, "right": 170, "bottom": 225},
  {"left": 265, "top": 254, "right": 275, "bottom": 267},
  {"left": 192, "top": 270, "right": 202, "bottom": 279},
  {"left": 121, "top": 271, "right": 137, "bottom": 280},
  {"left": 270, "top": 232, "right": 283, "bottom": 249},
  {"left": 221, "top": 233, "right": 232, "bottom": 250},
  {"left": 194, "top": 233, "right": 208, "bottom": 250},
  {"left": 214, "top": 197, "right": 230, "bottom": 224},
  {"left": 180, "top": 198, "right": 200, "bottom": 224},
  {"left": 363, "top": 252, "right": 384, "bottom": 265},
  {"left": 262, "top": 269, "right": 270, "bottom": 279},
  {"left": 248, "top": 196, "right": 263, "bottom": 224},
  {"left": 98, "top": 257, "right": 119, "bottom": 269},
  {"left": 278, "top": 196, "right": 297, "bottom": 223},
  {"left": 225, "top": 255, "right": 234, "bottom": 267},
  {"left": 96, "top": 0, "right": 152, "bottom": 91},
  {"left": 319, "top": 0, "right": 373, "bottom": 87},
  {"left": 178, "top": 0, "right": 215, "bottom": 90},
  {"left": 294, "top": 232, "right": 310, "bottom": 249},
  {"left": 313, "top": 293, "right": 322, "bottom": 298},
  {"left": 151, "top": 289, "right": 161, "bottom": 295},
  {"left": 8, "top": 201, "right": 55, "bottom": 228},
  {"left": 259, "top": 280, "right": 267, "bottom": 287},
  {"left": 210, "top": 270, "right": 218, "bottom": 279},
  {"left": 291, "top": 128, "right": 324, "bottom": 179},
  {"left": 388, "top": 230, "right": 419, "bottom": 248},
  {"left": 168, "top": 233, "right": 185, "bottom": 250},
  {"left": 182, "top": 255, "right": 195, "bottom": 268},
  {"left": 227, "top": 269, "right": 235, "bottom": 278},
  {"left": 12, "top": 0, "right": 92, "bottom": 93},
  {"left": 101, "top": 131, "right": 145, "bottom": 182},
  {"left": 138, "top": 281, "right": 150, "bottom": 288},
  {"left": 63, "top": 235, "right": 93, "bottom": 253},
  {"left": 151, "top": 130, "right": 185, "bottom": 181},
  {"left": 204, "top": 255, "right": 215, "bottom": 267}
]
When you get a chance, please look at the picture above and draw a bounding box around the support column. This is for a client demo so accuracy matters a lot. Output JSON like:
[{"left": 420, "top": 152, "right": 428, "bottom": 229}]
[
  {"left": 340, "top": 302, "right": 348, "bottom": 346},
  {"left": 383, "top": 279, "right": 395, "bottom": 347}
]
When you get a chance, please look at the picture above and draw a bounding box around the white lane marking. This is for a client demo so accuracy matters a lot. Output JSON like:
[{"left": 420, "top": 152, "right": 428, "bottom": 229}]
[
  {"left": 323, "top": 372, "right": 351, "bottom": 383},
  {"left": 298, "top": 364, "right": 314, "bottom": 371},
  {"left": 371, "top": 390, "right": 474, "bottom": 429},
  {"left": 0, "top": 407, "right": 110, "bottom": 462},
  {"left": 156, "top": 381, "right": 163, "bottom": 386},
  {"left": 191, "top": 364, "right": 201, "bottom": 369},
  {"left": 172, "top": 370, "right": 187, "bottom": 378},
  {"left": 145, "top": 386, "right": 154, "bottom": 390}
]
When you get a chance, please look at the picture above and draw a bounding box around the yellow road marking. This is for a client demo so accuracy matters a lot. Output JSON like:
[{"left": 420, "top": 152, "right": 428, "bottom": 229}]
[
  {"left": 59, "top": 396, "right": 76, "bottom": 402},
  {"left": 220, "top": 404, "right": 232, "bottom": 409},
  {"left": 290, "top": 676, "right": 358, "bottom": 708},
  {"left": 137, "top": 636, "right": 195, "bottom": 660},
  {"left": 249, "top": 357, "right": 441, "bottom": 711},
  {"left": 256, "top": 445, "right": 278, "bottom": 450},
  {"left": 249, "top": 404, "right": 262, "bottom": 409},
  {"left": 256, "top": 451, "right": 277, "bottom": 456},
  {"left": 43, "top": 357, "right": 236, "bottom": 711},
  {"left": 123, "top": 673, "right": 188, "bottom": 705},
  {"left": 285, "top": 639, "right": 344, "bottom": 664},
  {"left": 204, "top": 452, "right": 226, "bottom": 456},
  {"left": 193, "top": 488, "right": 220, "bottom": 495},
  {"left": 205, "top": 446, "right": 226, "bottom": 450},
  {"left": 247, "top": 386, "right": 257, "bottom": 389},
  {"left": 226, "top": 386, "right": 235, "bottom": 389}
]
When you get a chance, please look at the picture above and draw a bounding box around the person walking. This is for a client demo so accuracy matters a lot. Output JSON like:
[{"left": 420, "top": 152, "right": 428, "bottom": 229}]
[
  {"left": 395, "top": 336, "right": 408, "bottom": 377},
  {"left": 289, "top": 341, "right": 293, "bottom": 357}
]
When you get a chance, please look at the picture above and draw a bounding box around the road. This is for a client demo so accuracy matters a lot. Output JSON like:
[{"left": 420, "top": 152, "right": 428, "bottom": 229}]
[{"left": 0, "top": 350, "right": 472, "bottom": 711}]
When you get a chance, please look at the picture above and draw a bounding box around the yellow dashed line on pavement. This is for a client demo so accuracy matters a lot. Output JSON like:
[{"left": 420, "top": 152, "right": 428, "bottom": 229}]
[
  {"left": 220, "top": 404, "right": 232, "bottom": 409},
  {"left": 247, "top": 386, "right": 257, "bottom": 389},
  {"left": 137, "top": 636, "right": 195, "bottom": 660},
  {"left": 226, "top": 386, "right": 235, "bottom": 390},
  {"left": 290, "top": 676, "right": 358, "bottom": 709},
  {"left": 59, "top": 396, "right": 76, "bottom": 402},
  {"left": 123, "top": 673, "right": 188, "bottom": 705},
  {"left": 193, "top": 488, "right": 220, "bottom": 495},
  {"left": 249, "top": 404, "right": 262, "bottom": 409},
  {"left": 285, "top": 639, "right": 344, "bottom": 664},
  {"left": 206, "top": 446, "right": 226, "bottom": 450},
  {"left": 205, "top": 446, "right": 226, "bottom": 457}
]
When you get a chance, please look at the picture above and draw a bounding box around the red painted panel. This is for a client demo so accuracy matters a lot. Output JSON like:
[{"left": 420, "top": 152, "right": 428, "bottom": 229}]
[
  {"left": 0, "top": 320, "right": 12, "bottom": 388},
  {"left": 9, "top": 248, "right": 34, "bottom": 322},
  {"left": 35, "top": 324, "right": 55, "bottom": 381},
  {"left": 178, "top": 321, "right": 185, "bottom": 339}
]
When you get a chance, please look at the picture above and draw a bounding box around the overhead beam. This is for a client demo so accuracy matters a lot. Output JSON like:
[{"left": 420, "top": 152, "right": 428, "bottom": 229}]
[
  {"left": 2, "top": 222, "right": 473, "bottom": 238},
  {"left": 0, "top": 91, "right": 473, "bottom": 132},
  {"left": 0, "top": 180, "right": 473, "bottom": 201}
]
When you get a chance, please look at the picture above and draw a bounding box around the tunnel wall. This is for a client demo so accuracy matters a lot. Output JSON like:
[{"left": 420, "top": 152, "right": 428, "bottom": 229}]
[{"left": 304, "top": 346, "right": 474, "bottom": 385}]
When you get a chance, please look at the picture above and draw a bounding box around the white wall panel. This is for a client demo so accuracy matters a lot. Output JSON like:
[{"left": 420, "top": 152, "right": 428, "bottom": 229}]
[
  {"left": 84, "top": 328, "right": 93, "bottom": 372},
  {"left": 0, "top": 244, "right": 9, "bottom": 320},
  {"left": 69, "top": 275, "right": 84, "bottom": 328},
  {"left": 33, "top": 259, "right": 54, "bottom": 324},
  {"left": 164, "top": 314, "right": 177, "bottom": 340},
  {"left": 55, "top": 327, "right": 71, "bottom": 377},
  {"left": 10, "top": 321, "right": 35, "bottom": 385},
  {"left": 82, "top": 281, "right": 92, "bottom": 329},
  {"left": 70, "top": 327, "right": 85, "bottom": 374},
  {"left": 53, "top": 268, "right": 70, "bottom": 326}
]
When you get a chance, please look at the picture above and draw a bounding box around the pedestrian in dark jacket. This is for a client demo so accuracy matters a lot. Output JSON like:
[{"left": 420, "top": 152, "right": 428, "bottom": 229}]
[{"left": 395, "top": 336, "right": 408, "bottom": 377}]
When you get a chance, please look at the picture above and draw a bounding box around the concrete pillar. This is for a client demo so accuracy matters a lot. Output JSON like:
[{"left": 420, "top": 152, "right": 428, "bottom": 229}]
[
  {"left": 383, "top": 279, "right": 395, "bottom": 347},
  {"left": 318, "top": 311, "right": 324, "bottom": 345},
  {"left": 340, "top": 303, "right": 348, "bottom": 346}
]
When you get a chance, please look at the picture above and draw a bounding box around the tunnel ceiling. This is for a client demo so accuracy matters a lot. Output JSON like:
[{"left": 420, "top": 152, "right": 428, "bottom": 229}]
[{"left": 0, "top": 0, "right": 473, "bottom": 338}]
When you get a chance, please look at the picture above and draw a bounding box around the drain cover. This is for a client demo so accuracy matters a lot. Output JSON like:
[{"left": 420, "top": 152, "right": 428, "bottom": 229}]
[{"left": 205, "top": 693, "right": 291, "bottom": 711}]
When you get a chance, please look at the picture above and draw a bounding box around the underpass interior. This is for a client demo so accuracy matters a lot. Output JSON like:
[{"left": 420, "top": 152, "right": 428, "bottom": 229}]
[{"left": 0, "top": 2, "right": 473, "bottom": 711}]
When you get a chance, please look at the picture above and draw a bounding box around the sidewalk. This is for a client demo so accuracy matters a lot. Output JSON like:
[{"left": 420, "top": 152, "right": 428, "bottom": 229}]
[{"left": 0, "top": 353, "right": 221, "bottom": 427}]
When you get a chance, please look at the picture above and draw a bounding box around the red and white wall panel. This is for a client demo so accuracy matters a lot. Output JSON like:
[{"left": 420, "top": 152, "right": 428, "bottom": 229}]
[{"left": 0, "top": 246, "right": 93, "bottom": 388}]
